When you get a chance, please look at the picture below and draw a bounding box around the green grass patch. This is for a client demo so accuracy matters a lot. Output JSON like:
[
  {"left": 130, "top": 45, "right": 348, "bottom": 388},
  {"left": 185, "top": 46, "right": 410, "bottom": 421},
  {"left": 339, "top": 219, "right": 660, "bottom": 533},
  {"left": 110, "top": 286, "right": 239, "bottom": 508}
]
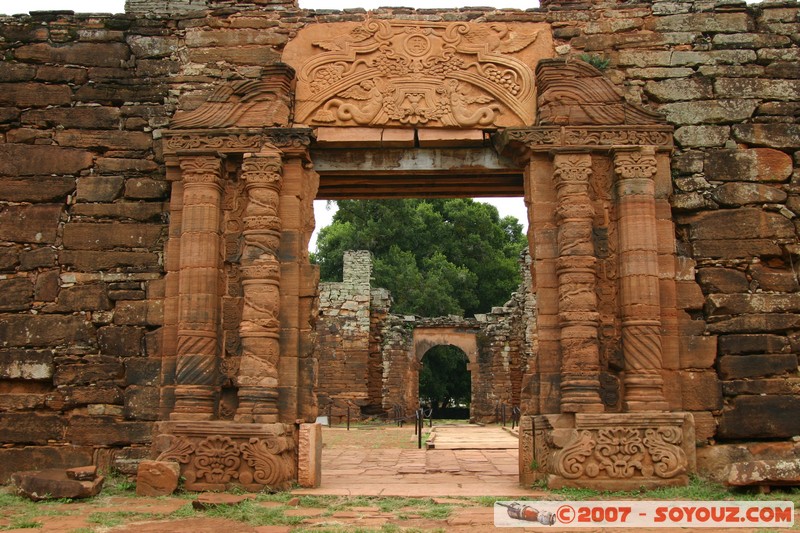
[{"left": 87, "top": 511, "right": 159, "bottom": 528}]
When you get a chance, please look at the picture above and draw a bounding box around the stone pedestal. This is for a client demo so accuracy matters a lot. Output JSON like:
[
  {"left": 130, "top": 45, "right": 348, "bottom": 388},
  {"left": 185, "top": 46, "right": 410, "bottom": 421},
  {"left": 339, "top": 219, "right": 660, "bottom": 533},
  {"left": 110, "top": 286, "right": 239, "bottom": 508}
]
[
  {"left": 524, "top": 412, "right": 695, "bottom": 490},
  {"left": 152, "top": 421, "right": 295, "bottom": 492},
  {"left": 297, "top": 423, "right": 322, "bottom": 488}
]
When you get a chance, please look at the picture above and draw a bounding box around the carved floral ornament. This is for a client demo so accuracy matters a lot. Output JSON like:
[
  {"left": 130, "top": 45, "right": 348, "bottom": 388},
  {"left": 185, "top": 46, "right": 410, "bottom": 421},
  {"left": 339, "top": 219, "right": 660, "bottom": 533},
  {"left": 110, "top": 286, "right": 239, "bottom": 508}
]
[{"left": 283, "top": 20, "right": 553, "bottom": 128}]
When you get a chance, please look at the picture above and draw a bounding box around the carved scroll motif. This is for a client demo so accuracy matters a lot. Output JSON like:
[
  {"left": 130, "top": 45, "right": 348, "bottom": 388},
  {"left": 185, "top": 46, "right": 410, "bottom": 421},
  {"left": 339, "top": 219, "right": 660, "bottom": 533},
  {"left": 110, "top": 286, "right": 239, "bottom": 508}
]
[
  {"left": 155, "top": 424, "right": 296, "bottom": 490},
  {"left": 291, "top": 20, "right": 548, "bottom": 128},
  {"left": 553, "top": 430, "right": 595, "bottom": 479},
  {"left": 644, "top": 427, "right": 687, "bottom": 478}
]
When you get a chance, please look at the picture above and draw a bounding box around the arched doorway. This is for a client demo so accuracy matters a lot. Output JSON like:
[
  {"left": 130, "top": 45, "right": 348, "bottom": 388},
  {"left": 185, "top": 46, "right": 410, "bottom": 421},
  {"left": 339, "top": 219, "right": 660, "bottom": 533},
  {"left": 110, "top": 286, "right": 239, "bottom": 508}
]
[{"left": 419, "top": 344, "right": 471, "bottom": 420}]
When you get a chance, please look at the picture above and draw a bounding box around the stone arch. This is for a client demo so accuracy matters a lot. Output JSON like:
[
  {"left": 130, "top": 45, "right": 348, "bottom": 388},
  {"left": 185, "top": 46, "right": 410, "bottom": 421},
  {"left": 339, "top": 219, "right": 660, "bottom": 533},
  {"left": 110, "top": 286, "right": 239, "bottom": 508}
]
[{"left": 413, "top": 327, "right": 478, "bottom": 367}]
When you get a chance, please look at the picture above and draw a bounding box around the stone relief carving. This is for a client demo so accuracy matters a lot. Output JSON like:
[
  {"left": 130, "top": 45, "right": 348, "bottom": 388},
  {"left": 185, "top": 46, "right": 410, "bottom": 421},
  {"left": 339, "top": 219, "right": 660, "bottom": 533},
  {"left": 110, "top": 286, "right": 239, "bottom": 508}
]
[
  {"left": 536, "top": 59, "right": 664, "bottom": 126},
  {"left": 171, "top": 65, "right": 295, "bottom": 129},
  {"left": 153, "top": 423, "right": 295, "bottom": 491},
  {"left": 284, "top": 20, "right": 552, "bottom": 128}
]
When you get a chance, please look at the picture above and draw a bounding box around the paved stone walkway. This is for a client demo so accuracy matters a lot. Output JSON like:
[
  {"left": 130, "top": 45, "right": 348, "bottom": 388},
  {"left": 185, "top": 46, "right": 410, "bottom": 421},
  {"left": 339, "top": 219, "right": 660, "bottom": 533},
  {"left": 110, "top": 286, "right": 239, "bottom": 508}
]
[
  {"left": 427, "top": 424, "right": 519, "bottom": 449},
  {"left": 294, "top": 425, "right": 541, "bottom": 497}
]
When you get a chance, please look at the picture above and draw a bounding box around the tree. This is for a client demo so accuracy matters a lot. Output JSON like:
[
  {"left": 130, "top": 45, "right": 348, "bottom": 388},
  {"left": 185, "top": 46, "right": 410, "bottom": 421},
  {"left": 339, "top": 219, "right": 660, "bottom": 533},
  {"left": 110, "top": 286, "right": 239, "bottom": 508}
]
[
  {"left": 313, "top": 199, "right": 526, "bottom": 317},
  {"left": 419, "top": 345, "right": 471, "bottom": 411}
]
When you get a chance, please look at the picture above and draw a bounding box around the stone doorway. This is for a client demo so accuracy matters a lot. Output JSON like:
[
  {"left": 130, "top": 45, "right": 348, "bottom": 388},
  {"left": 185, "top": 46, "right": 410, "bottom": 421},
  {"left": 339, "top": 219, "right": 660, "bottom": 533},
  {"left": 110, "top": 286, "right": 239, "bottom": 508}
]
[
  {"left": 156, "top": 15, "right": 695, "bottom": 492},
  {"left": 419, "top": 345, "right": 472, "bottom": 420}
]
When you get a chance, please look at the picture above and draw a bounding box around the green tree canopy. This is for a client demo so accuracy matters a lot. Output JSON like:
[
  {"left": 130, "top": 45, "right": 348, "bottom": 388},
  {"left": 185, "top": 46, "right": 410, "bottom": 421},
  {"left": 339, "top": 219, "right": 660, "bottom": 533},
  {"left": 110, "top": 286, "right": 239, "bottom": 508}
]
[
  {"left": 419, "top": 345, "right": 470, "bottom": 411},
  {"left": 313, "top": 199, "right": 527, "bottom": 317}
]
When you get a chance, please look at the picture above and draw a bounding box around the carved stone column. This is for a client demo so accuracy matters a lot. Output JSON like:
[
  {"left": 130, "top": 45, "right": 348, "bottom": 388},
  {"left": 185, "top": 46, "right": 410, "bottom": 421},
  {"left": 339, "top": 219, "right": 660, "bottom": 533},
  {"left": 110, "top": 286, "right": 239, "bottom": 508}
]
[
  {"left": 235, "top": 150, "right": 284, "bottom": 423},
  {"left": 553, "top": 153, "right": 603, "bottom": 413},
  {"left": 173, "top": 155, "right": 224, "bottom": 420},
  {"left": 614, "top": 147, "right": 669, "bottom": 412}
]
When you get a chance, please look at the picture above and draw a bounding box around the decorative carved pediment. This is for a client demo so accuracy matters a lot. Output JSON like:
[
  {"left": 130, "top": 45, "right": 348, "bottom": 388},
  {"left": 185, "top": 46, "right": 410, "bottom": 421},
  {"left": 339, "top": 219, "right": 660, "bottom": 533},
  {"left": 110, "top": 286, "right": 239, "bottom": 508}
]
[
  {"left": 171, "top": 64, "right": 295, "bottom": 129},
  {"left": 536, "top": 59, "right": 665, "bottom": 126},
  {"left": 282, "top": 20, "right": 553, "bottom": 128}
]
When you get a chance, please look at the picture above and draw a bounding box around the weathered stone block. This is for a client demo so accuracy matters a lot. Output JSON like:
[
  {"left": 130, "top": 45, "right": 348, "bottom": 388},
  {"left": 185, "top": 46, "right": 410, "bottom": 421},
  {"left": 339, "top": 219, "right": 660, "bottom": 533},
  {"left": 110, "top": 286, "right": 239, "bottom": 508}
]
[
  {"left": 126, "top": 35, "right": 179, "bottom": 58},
  {"left": 654, "top": 13, "right": 753, "bottom": 32},
  {"left": 59, "top": 250, "right": 161, "bottom": 270},
  {"left": 54, "top": 130, "right": 152, "bottom": 151},
  {"left": 185, "top": 29, "right": 287, "bottom": 47},
  {"left": 0, "top": 446, "right": 94, "bottom": 484},
  {"left": 660, "top": 100, "right": 758, "bottom": 125},
  {"left": 96, "top": 157, "right": 159, "bottom": 173},
  {"left": 0, "top": 204, "right": 63, "bottom": 244},
  {"left": 136, "top": 460, "right": 180, "bottom": 496},
  {"left": 66, "top": 416, "right": 153, "bottom": 446},
  {"left": 749, "top": 264, "right": 800, "bottom": 292},
  {"left": 0, "top": 413, "right": 66, "bottom": 444},
  {"left": 0, "top": 83, "right": 72, "bottom": 107},
  {"left": 53, "top": 355, "right": 125, "bottom": 386},
  {"left": 676, "top": 281, "right": 704, "bottom": 310},
  {"left": 696, "top": 267, "right": 748, "bottom": 294},
  {"left": 124, "top": 385, "right": 160, "bottom": 420},
  {"left": 34, "top": 269, "right": 61, "bottom": 302},
  {"left": 0, "top": 349, "right": 54, "bottom": 380},
  {"left": 20, "top": 248, "right": 57, "bottom": 271},
  {"left": 0, "top": 145, "right": 93, "bottom": 177},
  {"left": 727, "top": 459, "right": 800, "bottom": 487},
  {"left": 187, "top": 46, "right": 282, "bottom": 65},
  {"left": 48, "top": 385, "right": 123, "bottom": 410},
  {"left": 22, "top": 107, "right": 120, "bottom": 129},
  {"left": 124, "top": 178, "right": 169, "bottom": 199},
  {"left": 718, "top": 334, "right": 790, "bottom": 355},
  {"left": 0, "top": 63, "right": 36, "bottom": 81},
  {"left": 98, "top": 325, "right": 144, "bottom": 357},
  {"left": 297, "top": 423, "right": 322, "bottom": 488},
  {"left": 12, "top": 469, "right": 104, "bottom": 501},
  {"left": 0, "top": 246, "right": 19, "bottom": 271},
  {"left": 718, "top": 396, "right": 800, "bottom": 439},
  {"left": 71, "top": 202, "right": 167, "bottom": 222},
  {"left": 645, "top": 78, "right": 712, "bottom": 103},
  {"left": 46, "top": 283, "right": 111, "bottom": 312},
  {"left": 723, "top": 378, "right": 800, "bottom": 396},
  {"left": 712, "top": 33, "right": 792, "bottom": 49},
  {"left": 732, "top": 124, "right": 800, "bottom": 149},
  {"left": 715, "top": 79, "right": 800, "bottom": 101},
  {"left": 15, "top": 42, "right": 131, "bottom": 67},
  {"left": 674, "top": 126, "right": 729, "bottom": 148},
  {"left": 718, "top": 354, "right": 797, "bottom": 380},
  {"left": 711, "top": 183, "right": 787, "bottom": 207},
  {"left": 685, "top": 208, "right": 795, "bottom": 241},
  {"left": 35, "top": 65, "right": 89, "bottom": 84},
  {"left": 706, "top": 293, "right": 800, "bottom": 316},
  {"left": 0, "top": 315, "right": 94, "bottom": 348},
  {"left": 125, "top": 357, "right": 161, "bottom": 387},
  {"left": 76, "top": 176, "right": 125, "bottom": 202},
  {"left": 0, "top": 177, "right": 76, "bottom": 203},
  {"left": 113, "top": 299, "right": 164, "bottom": 326},
  {"left": 62, "top": 223, "right": 164, "bottom": 250},
  {"left": 692, "top": 239, "right": 783, "bottom": 259},
  {"left": 707, "top": 313, "right": 800, "bottom": 334},
  {"left": 679, "top": 336, "right": 716, "bottom": 369},
  {"left": 680, "top": 371, "right": 722, "bottom": 411},
  {"left": 0, "top": 278, "right": 33, "bottom": 311}
]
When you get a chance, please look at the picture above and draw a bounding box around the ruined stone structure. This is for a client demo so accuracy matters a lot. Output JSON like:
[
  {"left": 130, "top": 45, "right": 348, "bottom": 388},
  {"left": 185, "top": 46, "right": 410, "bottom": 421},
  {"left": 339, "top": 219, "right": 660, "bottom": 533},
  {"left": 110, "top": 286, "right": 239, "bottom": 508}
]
[
  {"left": 1, "top": 0, "right": 799, "bottom": 490},
  {"left": 316, "top": 250, "right": 534, "bottom": 423}
]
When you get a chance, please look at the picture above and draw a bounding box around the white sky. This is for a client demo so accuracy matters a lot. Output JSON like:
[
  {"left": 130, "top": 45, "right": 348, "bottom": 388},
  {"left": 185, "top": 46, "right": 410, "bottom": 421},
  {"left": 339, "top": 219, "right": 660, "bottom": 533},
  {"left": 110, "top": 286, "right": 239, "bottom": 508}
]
[{"left": 0, "top": 0, "right": 537, "bottom": 249}]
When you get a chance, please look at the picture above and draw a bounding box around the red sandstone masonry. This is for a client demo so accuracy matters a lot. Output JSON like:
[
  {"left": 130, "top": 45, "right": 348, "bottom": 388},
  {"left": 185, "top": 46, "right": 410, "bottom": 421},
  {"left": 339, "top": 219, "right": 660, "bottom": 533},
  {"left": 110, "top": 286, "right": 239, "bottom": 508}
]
[{"left": 0, "top": 0, "right": 797, "bottom": 479}]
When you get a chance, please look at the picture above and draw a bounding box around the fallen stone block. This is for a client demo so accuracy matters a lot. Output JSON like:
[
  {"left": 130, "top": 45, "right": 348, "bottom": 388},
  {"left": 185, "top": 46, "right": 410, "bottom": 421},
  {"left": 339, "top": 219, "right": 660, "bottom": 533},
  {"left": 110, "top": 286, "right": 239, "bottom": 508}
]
[
  {"left": 66, "top": 465, "right": 97, "bottom": 481},
  {"left": 11, "top": 469, "right": 104, "bottom": 501},
  {"left": 727, "top": 459, "right": 800, "bottom": 489},
  {"left": 136, "top": 459, "right": 180, "bottom": 497}
]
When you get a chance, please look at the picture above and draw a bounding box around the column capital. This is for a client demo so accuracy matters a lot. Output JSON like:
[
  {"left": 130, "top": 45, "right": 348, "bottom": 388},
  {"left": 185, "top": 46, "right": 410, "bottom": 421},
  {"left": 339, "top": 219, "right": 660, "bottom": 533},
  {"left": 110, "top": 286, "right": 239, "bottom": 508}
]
[
  {"left": 613, "top": 146, "right": 658, "bottom": 180},
  {"left": 179, "top": 154, "right": 224, "bottom": 187}
]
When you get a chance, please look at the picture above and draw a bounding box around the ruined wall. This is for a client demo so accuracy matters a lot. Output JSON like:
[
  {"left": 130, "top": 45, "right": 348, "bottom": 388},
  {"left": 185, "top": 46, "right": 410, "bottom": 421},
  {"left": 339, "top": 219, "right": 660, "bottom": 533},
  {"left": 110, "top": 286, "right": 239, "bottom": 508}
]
[
  {"left": 317, "top": 251, "right": 534, "bottom": 422},
  {"left": 0, "top": 0, "right": 798, "bottom": 480},
  {"left": 315, "top": 250, "right": 391, "bottom": 421}
]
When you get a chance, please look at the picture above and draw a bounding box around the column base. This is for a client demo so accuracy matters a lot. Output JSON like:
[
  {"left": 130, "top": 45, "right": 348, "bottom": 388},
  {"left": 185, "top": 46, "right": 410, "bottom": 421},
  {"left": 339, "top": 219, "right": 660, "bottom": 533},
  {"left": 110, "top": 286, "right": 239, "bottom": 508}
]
[
  {"left": 522, "top": 412, "right": 695, "bottom": 490},
  {"left": 152, "top": 421, "right": 296, "bottom": 492}
]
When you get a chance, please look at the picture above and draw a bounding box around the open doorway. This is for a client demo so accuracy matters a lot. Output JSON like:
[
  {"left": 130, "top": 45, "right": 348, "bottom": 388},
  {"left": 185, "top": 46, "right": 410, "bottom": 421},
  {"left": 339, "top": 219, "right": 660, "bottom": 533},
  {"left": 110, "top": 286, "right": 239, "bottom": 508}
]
[{"left": 419, "top": 344, "right": 471, "bottom": 420}]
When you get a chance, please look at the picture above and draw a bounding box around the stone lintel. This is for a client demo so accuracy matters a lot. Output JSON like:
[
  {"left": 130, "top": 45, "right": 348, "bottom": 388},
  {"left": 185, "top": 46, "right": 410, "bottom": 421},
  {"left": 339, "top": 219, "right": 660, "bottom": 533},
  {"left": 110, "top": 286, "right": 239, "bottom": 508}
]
[
  {"left": 493, "top": 126, "right": 674, "bottom": 157},
  {"left": 162, "top": 128, "right": 314, "bottom": 156},
  {"left": 529, "top": 412, "right": 695, "bottom": 490},
  {"left": 152, "top": 420, "right": 296, "bottom": 492}
]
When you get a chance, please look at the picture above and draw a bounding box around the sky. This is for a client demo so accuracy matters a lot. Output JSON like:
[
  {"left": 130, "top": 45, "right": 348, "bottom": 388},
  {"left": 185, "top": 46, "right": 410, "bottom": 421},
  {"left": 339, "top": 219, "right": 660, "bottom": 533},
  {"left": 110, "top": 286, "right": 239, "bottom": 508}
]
[{"left": 0, "top": 0, "right": 536, "bottom": 249}]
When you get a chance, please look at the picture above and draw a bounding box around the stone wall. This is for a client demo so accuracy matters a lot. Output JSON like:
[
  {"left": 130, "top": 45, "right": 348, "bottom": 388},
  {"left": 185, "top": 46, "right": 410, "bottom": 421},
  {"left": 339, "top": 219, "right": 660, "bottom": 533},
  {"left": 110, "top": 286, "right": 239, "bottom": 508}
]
[
  {"left": 0, "top": 0, "right": 798, "bottom": 480},
  {"left": 316, "top": 251, "right": 534, "bottom": 423}
]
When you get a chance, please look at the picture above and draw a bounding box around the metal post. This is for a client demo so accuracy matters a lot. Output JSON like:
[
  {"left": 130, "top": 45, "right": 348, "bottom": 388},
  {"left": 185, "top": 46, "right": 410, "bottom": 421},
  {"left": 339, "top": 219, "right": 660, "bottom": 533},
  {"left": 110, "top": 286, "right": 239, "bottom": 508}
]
[
  {"left": 328, "top": 403, "right": 332, "bottom": 427},
  {"left": 418, "top": 409, "right": 423, "bottom": 449},
  {"left": 347, "top": 403, "right": 351, "bottom": 431},
  {"left": 502, "top": 403, "right": 506, "bottom": 427}
]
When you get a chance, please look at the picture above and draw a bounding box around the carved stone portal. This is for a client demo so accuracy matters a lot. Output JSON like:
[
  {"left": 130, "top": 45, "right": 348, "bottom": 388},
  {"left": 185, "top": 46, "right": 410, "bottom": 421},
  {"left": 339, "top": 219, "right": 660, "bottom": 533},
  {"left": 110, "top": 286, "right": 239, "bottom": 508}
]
[
  {"left": 283, "top": 20, "right": 553, "bottom": 128},
  {"left": 530, "top": 413, "right": 695, "bottom": 490},
  {"left": 153, "top": 421, "right": 295, "bottom": 492}
]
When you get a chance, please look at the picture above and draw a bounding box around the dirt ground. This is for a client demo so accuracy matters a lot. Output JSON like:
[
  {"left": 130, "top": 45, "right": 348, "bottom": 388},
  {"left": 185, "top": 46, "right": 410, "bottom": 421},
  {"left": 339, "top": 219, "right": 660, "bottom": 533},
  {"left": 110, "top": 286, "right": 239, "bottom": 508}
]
[{"left": 1, "top": 424, "right": 797, "bottom": 532}]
